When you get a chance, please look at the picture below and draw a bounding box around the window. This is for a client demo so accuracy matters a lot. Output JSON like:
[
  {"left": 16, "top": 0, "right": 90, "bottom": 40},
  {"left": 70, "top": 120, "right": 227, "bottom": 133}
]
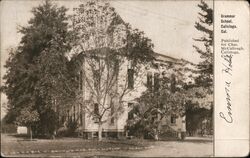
[
  {"left": 61, "top": 115, "right": 65, "bottom": 125},
  {"left": 79, "top": 70, "right": 83, "bottom": 90},
  {"left": 128, "top": 112, "right": 134, "bottom": 120},
  {"left": 128, "top": 103, "right": 134, "bottom": 120},
  {"left": 80, "top": 113, "right": 82, "bottom": 125},
  {"left": 80, "top": 105, "right": 83, "bottom": 125},
  {"left": 93, "top": 70, "right": 100, "bottom": 90},
  {"left": 128, "top": 69, "right": 134, "bottom": 89},
  {"left": 94, "top": 103, "right": 99, "bottom": 115},
  {"left": 67, "top": 110, "right": 70, "bottom": 121},
  {"left": 73, "top": 106, "right": 76, "bottom": 122},
  {"left": 151, "top": 110, "right": 158, "bottom": 122},
  {"left": 171, "top": 115, "right": 176, "bottom": 124},
  {"left": 154, "top": 73, "right": 160, "bottom": 92},
  {"left": 128, "top": 102, "right": 133, "bottom": 108},
  {"left": 147, "top": 72, "right": 153, "bottom": 91},
  {"left": 110, "top": 100, "right": 114, "bottom": 125},
  {"left": 93, "top": 103, "right": 99, "bottom": 123},
  {"left": 170, "top": 74, "right": 176, "bottom": 93}
]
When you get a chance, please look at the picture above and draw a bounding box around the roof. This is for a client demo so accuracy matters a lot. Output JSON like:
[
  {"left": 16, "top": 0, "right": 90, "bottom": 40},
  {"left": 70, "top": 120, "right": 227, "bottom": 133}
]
[
  {"left": 153, "top": 52, "right": 196, "bottom": 66},
  {"left": 153, "top": 52, "right": 182, "bottom": 64},
  {"left": 69, "top": 47, "right": 196, "bottom": 68}
]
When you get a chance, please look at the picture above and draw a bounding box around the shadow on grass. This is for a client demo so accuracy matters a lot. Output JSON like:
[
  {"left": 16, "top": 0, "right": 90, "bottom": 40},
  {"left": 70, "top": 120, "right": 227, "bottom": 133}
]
[
  {"left": 8, "top": 134, "right": 49, "bottom": 142},
  {"left": 165, "top": 139, "right": 212, "bottom": 143},
  {"left": 8, "top": 134, "right": 29, "bottom": 138},
  {"left": 89, "top": 156, "right": 130, "bottom": 158},
  {"left": 17, "top": 139, "right": 38, "bottom": 142},
  {"left": 156, "top": 137, "right": 212, "bottom": 143},
  {"left": 102, "top": 140, "right": 144, "bottom": 147},
  {"left": 181, "top": 139, "right": 212, "bottom": 143}
]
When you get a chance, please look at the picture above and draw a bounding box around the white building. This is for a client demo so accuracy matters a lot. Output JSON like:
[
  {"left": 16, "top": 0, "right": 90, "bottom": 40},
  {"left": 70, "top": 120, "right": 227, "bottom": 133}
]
[
  {"left": 59, "top": 1, "right": 198, "bottom": 139},
  {"left": 61, "top": 48, "right": 196, "bottom": 139}
]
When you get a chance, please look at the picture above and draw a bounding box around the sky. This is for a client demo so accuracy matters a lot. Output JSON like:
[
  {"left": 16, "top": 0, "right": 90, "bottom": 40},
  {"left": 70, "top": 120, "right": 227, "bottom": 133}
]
[{"left": 0, "top": 0, "right": 213, "bottom": 118}]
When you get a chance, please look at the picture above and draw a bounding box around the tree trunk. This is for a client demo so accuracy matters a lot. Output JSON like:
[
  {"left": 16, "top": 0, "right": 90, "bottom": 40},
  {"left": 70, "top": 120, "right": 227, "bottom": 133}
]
[
  {"left": 98, "top": 123, "right": 102, "bottom": 141},
  {"left": 154, "top": 133, "right": 159, "bottom": 141},
  {"left": 153, "top": 128, "right": 159, "bottom": 141}
]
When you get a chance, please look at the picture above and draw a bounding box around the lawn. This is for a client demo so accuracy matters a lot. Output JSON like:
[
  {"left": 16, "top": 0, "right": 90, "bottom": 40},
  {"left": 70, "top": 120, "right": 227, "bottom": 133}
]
[
  {"left": 1, "top": 134, "right": 213, "bottom": 157},
  {"left": 1, "top": 134, "right": 153, "bottom": 155}
]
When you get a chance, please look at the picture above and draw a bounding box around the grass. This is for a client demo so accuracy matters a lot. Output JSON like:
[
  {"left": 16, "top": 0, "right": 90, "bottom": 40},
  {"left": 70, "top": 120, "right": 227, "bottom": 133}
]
[
  {"left": 1, "top": 134, "right": 213, "bottom": 157},
  {"left": 1, "top": 134, "right": 152, "bottom": 155}
]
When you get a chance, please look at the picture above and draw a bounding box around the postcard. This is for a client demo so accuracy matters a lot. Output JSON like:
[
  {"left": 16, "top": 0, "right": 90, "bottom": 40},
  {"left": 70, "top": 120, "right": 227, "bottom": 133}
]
[{"left": 0, "top": 0, "right": 249, "bottom": 157}]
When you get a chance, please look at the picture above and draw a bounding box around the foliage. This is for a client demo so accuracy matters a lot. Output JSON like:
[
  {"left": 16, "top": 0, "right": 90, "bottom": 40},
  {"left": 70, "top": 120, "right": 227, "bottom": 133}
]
[
  {"left": 1, "top": 114, "right": 17, "bottom": 133},
  {"left": 193, "top": 0, "right": 213, "bottom": 87},
  {"left": 183, "top": 85, "right": 213, "bottom": 109},
  {"left": 2, "top": 0, "right": 73, "bottom": 136},
  {"left": 127, "top": 75, "right": 186, "bottom": 139},
  {"left": 15, "top": 107, "right": 39, "bottom": 140},
  {"left": 15, "top": 107, "right": 39, "bottom": 127},
  {"left": 66, "top": 120, "right": 78, "bottom": 136},
  {"left": 186, "top": 0, "right": 213, "bottom": 134},
  {"left": 186, "top": 104, "right": 213, "bottom": 136},
  {"left": 1, "top": 124, "right": 17, "bottom": 134},
  {"left": 33, "top": 108, "right": 59, "bottom": 136}
]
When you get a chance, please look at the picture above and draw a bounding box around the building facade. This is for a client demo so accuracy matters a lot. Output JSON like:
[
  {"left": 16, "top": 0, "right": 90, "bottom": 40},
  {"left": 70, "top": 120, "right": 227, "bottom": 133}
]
[{"left": 59, "top": 49, "right": 196, "bottom": 139}]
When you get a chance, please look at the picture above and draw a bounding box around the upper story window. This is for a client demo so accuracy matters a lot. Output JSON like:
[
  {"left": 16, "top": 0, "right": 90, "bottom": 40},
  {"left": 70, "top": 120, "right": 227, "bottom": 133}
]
[
  {"left": 128, "top": 68, "right": 134, "bottom": 89},
  {"left": 154, "top": 73, "right": 160, "bottom": 92},
  {"left": 93, "top": 103, "right": 99, "bottom": 123},
  {"left": 93, "top": 70, "right": 101, "bottom": 90},
  {"left": 128, "top": 102, "right": 133, "bottom": 108},
  {"left": 147, "top": 72, "right": 153, "bottom": 91},
  {"left": 146, "top": 71, "right": 160, "bottom": 92},
  {"left": 127, "top": 60, "right": 134, "bottom": 89}
]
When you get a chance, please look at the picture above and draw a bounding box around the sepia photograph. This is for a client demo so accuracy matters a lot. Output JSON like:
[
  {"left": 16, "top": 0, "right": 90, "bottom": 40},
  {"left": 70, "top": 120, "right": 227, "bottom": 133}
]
[{"left": 1, "top": 0, "right": 214, "bottom": 157}]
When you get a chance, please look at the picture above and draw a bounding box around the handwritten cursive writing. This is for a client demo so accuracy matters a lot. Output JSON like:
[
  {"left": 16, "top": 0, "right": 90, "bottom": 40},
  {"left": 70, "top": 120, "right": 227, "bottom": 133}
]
[
  {"left": 219, "top": 81, "right": 233, "bottom": 123},
  {"left": 221, "top": 54, "right": 233, "bottom": 76}
]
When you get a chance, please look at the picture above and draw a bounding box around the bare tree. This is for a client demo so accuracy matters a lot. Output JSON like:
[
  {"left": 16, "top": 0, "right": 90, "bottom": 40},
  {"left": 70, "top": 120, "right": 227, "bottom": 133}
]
[{"left": 69, "top": 0, "right": 154, "bottom": 141}]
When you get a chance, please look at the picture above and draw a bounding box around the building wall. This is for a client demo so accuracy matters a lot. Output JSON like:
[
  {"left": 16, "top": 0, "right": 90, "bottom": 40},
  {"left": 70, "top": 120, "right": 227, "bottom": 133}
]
[{"left": 65, "top": 53, "right": 195, "bottom": 136}]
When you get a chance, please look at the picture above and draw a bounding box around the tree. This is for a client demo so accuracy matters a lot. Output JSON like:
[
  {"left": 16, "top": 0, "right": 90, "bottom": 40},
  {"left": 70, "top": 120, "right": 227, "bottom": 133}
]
[
  {"left": 193, "top": 0, "right": 213, "bottom": 87},
  {"left": 188, "top": 0, "right": 213, "bottom": 135},
  {"left": 185, "top": 103, "right": 212, "bottom": 136},
  {"left": 70, "top": 0, "right": 154, "bottom": 141},
  {"left": 183, "top": 85, "right": 213, "bottom": 136},
  {"left": 15, "top": 107, "right": 39, "bottom": 140},
  {"left": 127, "top": 74, "right": 186, "bottom": 140},
  {"left": 2, "top": 0, "right": 73, "bottom": 137}
]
